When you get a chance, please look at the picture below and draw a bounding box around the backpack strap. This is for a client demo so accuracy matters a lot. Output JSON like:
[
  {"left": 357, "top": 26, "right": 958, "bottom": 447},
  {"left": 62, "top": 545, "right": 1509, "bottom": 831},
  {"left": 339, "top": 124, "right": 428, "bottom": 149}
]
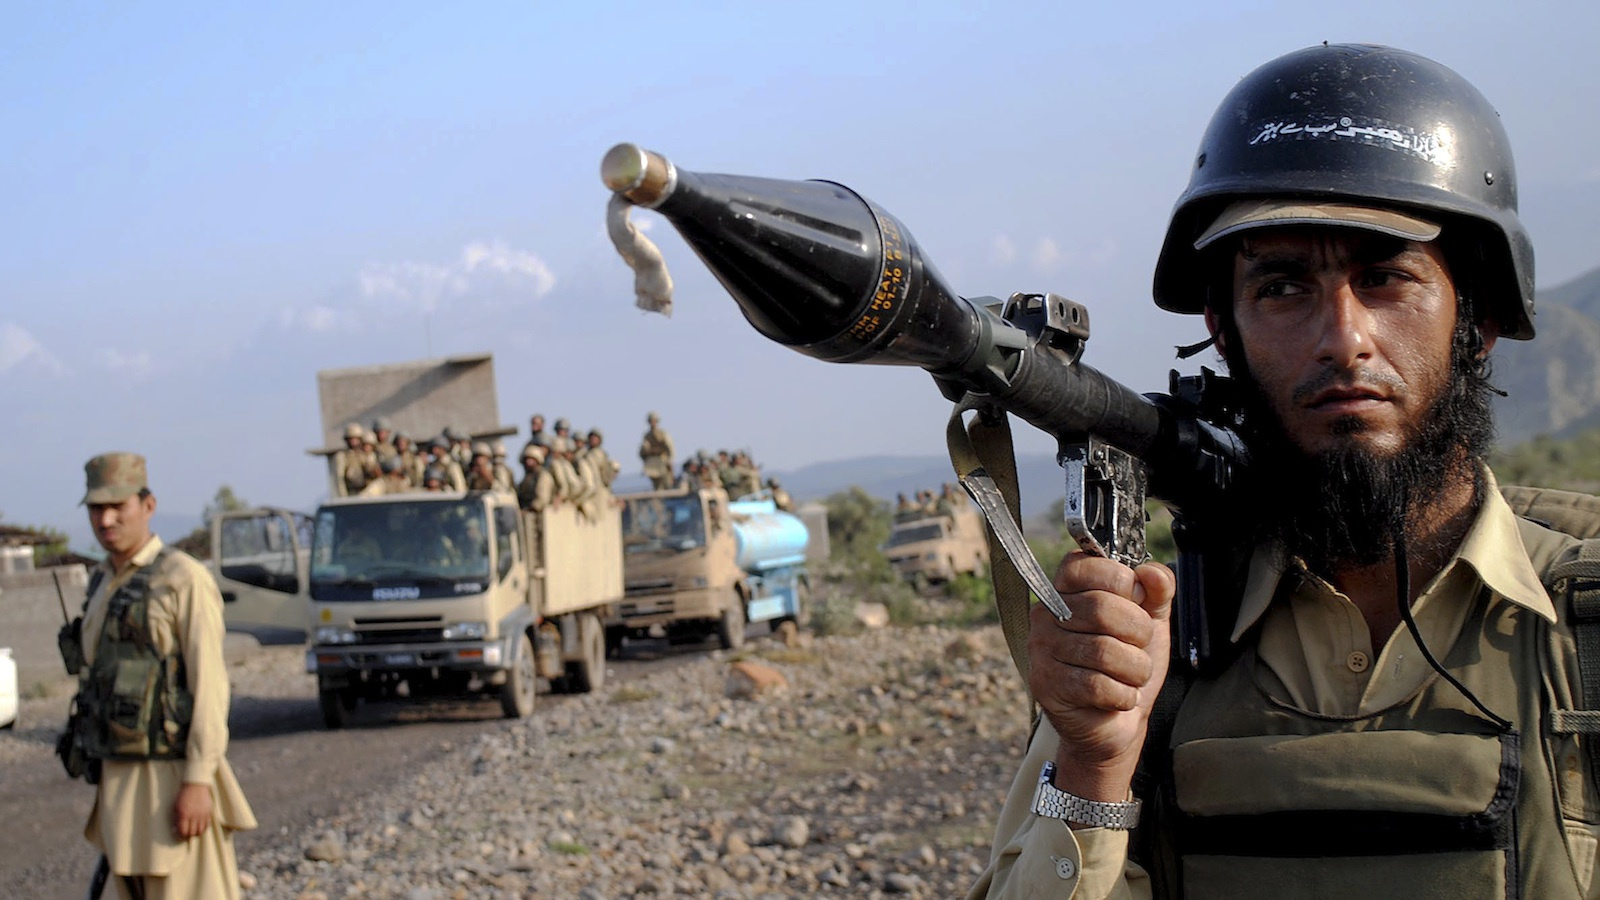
[{"left": 1544, "top": 541, "right": 1600, "bottom": 794}]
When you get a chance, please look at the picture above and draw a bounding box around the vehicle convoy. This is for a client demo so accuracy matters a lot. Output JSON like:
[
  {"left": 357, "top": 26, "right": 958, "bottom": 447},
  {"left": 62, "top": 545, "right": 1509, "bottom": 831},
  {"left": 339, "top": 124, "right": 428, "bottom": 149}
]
[
  {"left": 882, "top": 505, "right": 989, "bottom": 585},
  {"left": 302, "top": 490, "right": 622, "bottom": 727},
  {"left": 611, "top": 486, "right": 811, "bottom": 652}
]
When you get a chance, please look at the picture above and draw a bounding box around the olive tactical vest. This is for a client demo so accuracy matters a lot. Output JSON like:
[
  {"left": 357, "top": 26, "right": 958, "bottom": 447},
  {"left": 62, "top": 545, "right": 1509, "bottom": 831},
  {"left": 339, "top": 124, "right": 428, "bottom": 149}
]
[
  {"left": 79, "top": 548, "right": 194, "bottom": 761},
  {"left": 1136, "top": 517, "right": 1599, "bottom": 900}
]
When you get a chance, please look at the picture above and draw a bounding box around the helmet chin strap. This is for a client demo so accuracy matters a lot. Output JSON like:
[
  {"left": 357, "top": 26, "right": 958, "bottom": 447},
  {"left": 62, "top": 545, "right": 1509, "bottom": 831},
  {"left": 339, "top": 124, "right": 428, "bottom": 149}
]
[{"left": 1390, "top": 480, "right": 1512, "bottom": 732}]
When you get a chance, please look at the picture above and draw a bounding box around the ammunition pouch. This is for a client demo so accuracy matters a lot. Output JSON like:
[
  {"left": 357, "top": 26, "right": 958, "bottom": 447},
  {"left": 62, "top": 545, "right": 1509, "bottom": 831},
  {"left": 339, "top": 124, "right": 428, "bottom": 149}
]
[
  {"left": 55, "top": 697, "right": 100, "bottom": 784},
  {"left": 58, "top": 617, "right": 85, "bottom": 676}
]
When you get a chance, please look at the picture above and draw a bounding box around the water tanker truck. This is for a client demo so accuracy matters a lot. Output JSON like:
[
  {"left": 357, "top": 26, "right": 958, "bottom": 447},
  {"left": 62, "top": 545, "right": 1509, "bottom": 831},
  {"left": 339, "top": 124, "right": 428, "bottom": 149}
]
[{"left": 610, "top": 486, "right": 810, "bottom": 652}]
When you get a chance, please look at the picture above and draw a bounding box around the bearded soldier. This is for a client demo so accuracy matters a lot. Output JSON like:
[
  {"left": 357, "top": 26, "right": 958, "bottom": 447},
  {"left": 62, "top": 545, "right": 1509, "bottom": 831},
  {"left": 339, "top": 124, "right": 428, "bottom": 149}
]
[{"left": 973, "top": 45, "right": 1597, "bottom": 900}]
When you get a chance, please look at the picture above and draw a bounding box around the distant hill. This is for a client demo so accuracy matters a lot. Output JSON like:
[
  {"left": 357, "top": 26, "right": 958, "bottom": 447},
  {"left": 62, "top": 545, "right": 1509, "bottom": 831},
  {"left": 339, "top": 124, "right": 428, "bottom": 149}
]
[
  {"left": 776, "top": 452, "right": 1064, "bottom": 520},
  {"left": 1492, "top": 265, "right": 1600, "bottom": 445},
  {"left": 1539, "top": 266, "right": 1600, "bottom": 320}
]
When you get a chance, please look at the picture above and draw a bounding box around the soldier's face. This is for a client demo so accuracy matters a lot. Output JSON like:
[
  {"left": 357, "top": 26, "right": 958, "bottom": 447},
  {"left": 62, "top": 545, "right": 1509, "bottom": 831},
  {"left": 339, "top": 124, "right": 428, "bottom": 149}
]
[
  {"left": 1215, "top": 229, "right": 1467, "bottom": 459},
  {"left": 531, "top": 417, "right": 544, "bottom": 432},
  {"left": 89, "top": 493, "right": 156, "bottom": 561}
]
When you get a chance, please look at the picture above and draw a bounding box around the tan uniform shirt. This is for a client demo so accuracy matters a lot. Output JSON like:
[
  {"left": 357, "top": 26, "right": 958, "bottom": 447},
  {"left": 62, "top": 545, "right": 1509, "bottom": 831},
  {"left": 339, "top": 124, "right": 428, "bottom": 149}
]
[
  {"left": 970, "top": 474, "right": 1592, "bottom": 899},
  {"left": 430, "top": 456, "right": 466, "bottom": 492},
  {"left": 359, "top": 473, "right": 413, "bottom": 496},
  {"left": 493, "top": 462, "right": 517, "bottom": 494},
  {"left": 639, "top": 428, "right": 674, "bottom": 478},
  {"left": 81, "top": 536, "right": 257, "bottom": 879},
  {"left": 549, "top": 457, "right": 582, "bottom": 502}
]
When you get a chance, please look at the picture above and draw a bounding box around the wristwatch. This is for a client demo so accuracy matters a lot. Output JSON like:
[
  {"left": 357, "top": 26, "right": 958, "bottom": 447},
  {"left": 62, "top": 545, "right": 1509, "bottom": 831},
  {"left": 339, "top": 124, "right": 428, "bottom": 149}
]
[{"left": 1031, "top": 761, "right": 1142, "bottom": 830}]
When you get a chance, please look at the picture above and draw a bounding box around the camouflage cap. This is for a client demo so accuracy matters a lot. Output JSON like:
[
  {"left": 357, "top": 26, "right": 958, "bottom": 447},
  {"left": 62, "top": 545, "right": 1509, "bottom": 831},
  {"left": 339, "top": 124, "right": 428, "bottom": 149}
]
[
  {"left": 647, "top": 411, "right": 660, "bottom": 422},
  {"left": 522, "top": 444, "right": 547, "bottom": 462},
  {"left": 429, "top": 436, "right": 450, "bottom": 451},
  {"left": 492, "top": 441, "right": 507, "bottom": 458},
  {"left": 471, "top": 441, "right": 492, "bottom": 458},
  {"left": 554, "top": 418, "right": 571, "bottom": 431},
  {"left": 372, "top": 416, "right": 394, "bottom": 432},
  {"left": 587, "top": 428, "right": 603, "bottom": 440},
  {"left": 82, "top": 452, "right": 148, "bottom": 506},
  {"left": 422, "top": 466, "right": 446, "bottom": 484},
  {"left": 444, "top": 425, "right": 465, "bottom": 441},
  {"left": 380, "top": 455, "right": 404, "bottom": 474},
  {"left": 344, "top": 422, "right": 364, "bottom": 439}
]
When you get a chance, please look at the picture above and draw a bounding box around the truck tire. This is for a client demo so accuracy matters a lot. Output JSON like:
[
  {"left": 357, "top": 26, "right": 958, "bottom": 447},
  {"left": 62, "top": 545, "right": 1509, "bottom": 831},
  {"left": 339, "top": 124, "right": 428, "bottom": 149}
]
[
  {"left": 565, "top": 613, "right": 607, "bottom": 694},
  {"left": 317, "top": 677, "right": 356, "bottom": 730},
  {"left": 499, "top": 632, "right": 537, "bottom": 719},
  {"left": 718, "top": 595, "right": 746, "bottom": 651}
]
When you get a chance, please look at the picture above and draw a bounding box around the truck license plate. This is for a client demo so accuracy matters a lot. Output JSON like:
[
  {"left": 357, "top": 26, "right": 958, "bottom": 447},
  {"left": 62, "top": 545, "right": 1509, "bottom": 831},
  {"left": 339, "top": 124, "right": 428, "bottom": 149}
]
[{"left": 383, "top": 652, "right": 415, "bottom": 666}]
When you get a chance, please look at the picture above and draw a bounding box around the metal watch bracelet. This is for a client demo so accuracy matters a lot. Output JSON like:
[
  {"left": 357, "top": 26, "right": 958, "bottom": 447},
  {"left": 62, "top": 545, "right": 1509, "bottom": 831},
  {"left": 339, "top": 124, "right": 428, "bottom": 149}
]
[{"left": 1031, "top": 761, "right": 1142, "bottom": 830}]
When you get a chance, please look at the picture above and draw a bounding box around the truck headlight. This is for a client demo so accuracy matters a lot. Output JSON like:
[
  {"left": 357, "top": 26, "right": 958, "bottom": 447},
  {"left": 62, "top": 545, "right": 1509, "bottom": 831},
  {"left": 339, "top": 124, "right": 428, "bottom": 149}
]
[
  {"left": 443, "top": 621, "right": 488, "bottom": 641},
  {"left": 315, "top": 626, "right": 357, "bottom": 645}
]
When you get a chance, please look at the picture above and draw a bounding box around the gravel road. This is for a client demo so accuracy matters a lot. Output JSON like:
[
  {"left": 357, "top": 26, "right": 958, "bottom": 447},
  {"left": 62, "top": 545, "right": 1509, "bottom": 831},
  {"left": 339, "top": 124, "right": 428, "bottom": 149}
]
[{"left": 1, "top": 620, "right": 1030, "bottom": 898}]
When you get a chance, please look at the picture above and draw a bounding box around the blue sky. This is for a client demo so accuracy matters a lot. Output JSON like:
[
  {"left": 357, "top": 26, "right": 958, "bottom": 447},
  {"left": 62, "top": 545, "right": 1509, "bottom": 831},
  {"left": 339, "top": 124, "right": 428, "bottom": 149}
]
[{"left": 3, "top": 1, "right": 1597, "bottom": 548}]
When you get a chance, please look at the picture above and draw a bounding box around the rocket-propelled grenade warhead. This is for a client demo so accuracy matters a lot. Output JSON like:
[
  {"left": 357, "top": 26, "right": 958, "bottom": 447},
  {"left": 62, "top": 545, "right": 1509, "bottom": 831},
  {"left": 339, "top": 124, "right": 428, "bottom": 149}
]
[
  {"left": 600, "top": 142, "right": 987, "bottom": 372},
  {"left": 599, "top": 143, "right": 1188, "bottom": 473}
]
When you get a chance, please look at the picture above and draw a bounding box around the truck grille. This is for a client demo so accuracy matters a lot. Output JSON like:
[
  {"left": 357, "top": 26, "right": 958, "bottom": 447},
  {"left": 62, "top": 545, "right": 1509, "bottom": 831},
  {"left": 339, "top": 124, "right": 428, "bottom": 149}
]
[
  {"left": 625, "top": 579, "right": 675, "bottom": 597},
  {"left": 354, "top": 627, "right": 446, "bottom": 644}
]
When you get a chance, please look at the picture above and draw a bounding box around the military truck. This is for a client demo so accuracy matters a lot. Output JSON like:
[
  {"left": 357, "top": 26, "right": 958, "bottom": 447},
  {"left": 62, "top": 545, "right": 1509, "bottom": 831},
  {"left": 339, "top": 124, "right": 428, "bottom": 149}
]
[
  {"left": 610, "top": 487, "right": 810, "bottom": 652},
  {"left": 299, "top": 489, "right": 622, "bottom": 727},
  {"left": 882, "top": 505, "right": 989, "bottom": 586}
]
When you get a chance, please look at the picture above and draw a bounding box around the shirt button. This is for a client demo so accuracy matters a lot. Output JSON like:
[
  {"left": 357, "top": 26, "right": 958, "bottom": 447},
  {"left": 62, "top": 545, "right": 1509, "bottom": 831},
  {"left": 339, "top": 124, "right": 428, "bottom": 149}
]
[
  {"left": 1055, "top": 857, "right": 1077, "bottom": 880},
  {"left": 1347, "top": 651, "right": 1370, "bottom": 673}
]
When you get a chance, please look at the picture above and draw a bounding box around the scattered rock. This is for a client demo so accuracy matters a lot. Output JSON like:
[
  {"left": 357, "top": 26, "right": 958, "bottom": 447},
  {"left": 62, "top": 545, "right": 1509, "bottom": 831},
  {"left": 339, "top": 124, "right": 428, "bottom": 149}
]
[
  {"left": 304, "top": 835, "right": 345, "bottom": 863},
  {"left": 885, "top": 871, "right": 923, "bottom": 893},
  {"left": 944, "top": 633, "right": 986, "bottom": 661},
  {"left": 725, "top": 660, "right": 788, "bottom": 700},
  {"left": 855, "top": 602, "right": 890, "bottom": 629},
  {"left": 771, "top": 815, "right": 809, "bottom": 849}
]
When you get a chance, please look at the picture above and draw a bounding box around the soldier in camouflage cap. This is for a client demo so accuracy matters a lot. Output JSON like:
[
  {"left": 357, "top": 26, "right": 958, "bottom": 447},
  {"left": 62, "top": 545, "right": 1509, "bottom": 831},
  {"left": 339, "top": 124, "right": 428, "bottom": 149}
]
[{"left": 75, "top": 452, "right": 258, "bottom": 895}]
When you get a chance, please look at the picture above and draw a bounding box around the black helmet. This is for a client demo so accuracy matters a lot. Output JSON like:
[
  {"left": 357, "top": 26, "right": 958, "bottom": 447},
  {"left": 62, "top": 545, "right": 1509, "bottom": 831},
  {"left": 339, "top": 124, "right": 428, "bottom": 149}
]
[{"left": 1153, "top": 44, "right": 1534, "bottom": 339}]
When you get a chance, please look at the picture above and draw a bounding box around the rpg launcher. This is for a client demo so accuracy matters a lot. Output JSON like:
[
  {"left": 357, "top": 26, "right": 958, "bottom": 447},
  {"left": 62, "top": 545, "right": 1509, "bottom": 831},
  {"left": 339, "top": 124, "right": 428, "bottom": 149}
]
[{"left": 600, "top": 143, "right": 1248, "bottom": 675}]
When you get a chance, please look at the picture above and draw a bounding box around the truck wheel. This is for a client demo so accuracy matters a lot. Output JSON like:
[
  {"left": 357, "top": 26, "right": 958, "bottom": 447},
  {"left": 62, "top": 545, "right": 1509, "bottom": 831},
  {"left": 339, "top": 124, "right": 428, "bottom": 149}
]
[
  {"left": 317, "top": 677, "right": 356, "bottom": 730},
  {"left": 565, "top": 613, "right": 607, "bottom": 694},
  {"left": 718, "top": 596, "right": 746, "bottom": 651},
  {"left": 499, "top": 632, "right": 537, "bottom": 719}
]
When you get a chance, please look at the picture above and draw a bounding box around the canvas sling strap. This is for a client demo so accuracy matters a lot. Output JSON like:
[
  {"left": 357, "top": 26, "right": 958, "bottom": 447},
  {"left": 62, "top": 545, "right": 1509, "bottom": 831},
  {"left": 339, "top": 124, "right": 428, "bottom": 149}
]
[{"left": 943, "top": 403, "right": 1059, "bottom": 705}]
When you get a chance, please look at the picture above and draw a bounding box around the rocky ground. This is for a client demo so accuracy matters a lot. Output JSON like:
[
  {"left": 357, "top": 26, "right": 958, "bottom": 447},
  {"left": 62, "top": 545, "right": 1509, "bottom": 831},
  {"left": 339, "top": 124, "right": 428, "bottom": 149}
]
[
  {"left": 5, "top": 617, "right": 1034, "bottom": 899},
  {"left": 239, "top": 624, "right": 1028, "bottom": 899}
]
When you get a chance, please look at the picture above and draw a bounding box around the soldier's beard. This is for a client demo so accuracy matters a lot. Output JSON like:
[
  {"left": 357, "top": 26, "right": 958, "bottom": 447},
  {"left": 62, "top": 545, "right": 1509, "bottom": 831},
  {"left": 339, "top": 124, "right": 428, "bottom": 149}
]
[{"left": 1224, "top": 319, "right": 1496, "bottom": 577}]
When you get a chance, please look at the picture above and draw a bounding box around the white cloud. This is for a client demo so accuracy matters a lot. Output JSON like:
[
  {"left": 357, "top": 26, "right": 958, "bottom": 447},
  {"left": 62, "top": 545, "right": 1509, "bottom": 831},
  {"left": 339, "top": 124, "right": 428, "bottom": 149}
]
[
  {"left": 96, "top": 348, "right": 155, "bottom": 379},
  {"left": 283, "top": 240, "right": 558, "bottom": 334},
  {"left": 989, "top": 234, "right": 1018, "bottom": 266},
  {"left": 0, "top": 322, "right": 69, "bottom": 376},
  {"left": 1032, "top": 238, "right": 1061, "bottom": 271}
]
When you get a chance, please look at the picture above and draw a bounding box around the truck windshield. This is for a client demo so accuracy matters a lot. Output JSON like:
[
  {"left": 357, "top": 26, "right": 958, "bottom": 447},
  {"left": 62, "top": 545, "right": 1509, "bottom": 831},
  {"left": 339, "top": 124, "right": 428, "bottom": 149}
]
[
  {"left": 884, "top": 523, "right": 944, "bottom": 548},
  {"left": 310, "top": 499, "right": 491, "bottom": 590},
  {"left": 622, "top": 495, "right": 706, "bottom": 553}
]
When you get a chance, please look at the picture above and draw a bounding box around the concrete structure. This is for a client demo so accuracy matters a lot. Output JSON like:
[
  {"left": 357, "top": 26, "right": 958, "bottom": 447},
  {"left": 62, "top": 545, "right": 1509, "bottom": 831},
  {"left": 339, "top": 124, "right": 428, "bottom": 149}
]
[{"left": 307, "top": 353, "right": 517, "bottom": 453}]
